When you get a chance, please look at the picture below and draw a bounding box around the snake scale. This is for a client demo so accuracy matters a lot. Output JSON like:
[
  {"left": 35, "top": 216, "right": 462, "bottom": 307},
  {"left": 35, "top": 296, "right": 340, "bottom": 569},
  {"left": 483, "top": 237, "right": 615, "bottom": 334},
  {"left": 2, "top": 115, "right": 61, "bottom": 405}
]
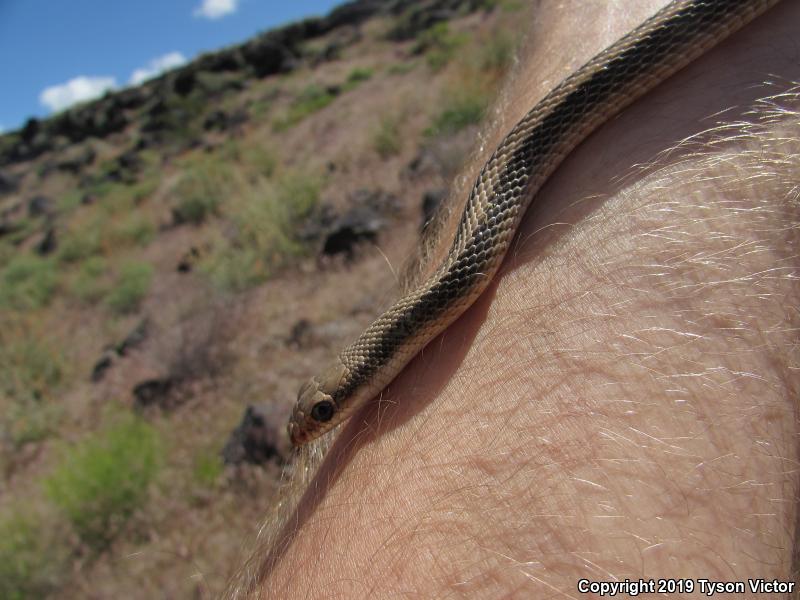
[{"left": 287, "top": 0, "right": 780, "bottom": 446}]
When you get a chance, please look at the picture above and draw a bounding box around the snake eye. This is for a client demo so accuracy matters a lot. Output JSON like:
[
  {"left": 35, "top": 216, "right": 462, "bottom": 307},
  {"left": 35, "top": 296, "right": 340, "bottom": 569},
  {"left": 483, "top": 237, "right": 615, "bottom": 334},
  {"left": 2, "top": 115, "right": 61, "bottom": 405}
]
[{"left": 311, "top": 400, "right": 335, "bottom": 422}]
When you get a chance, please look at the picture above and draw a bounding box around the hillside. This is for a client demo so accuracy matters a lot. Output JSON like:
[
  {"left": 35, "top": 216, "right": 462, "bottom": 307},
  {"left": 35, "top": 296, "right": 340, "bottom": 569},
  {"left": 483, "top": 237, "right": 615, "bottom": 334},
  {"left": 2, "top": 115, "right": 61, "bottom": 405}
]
[{"left": 0, "top": 0, "right": 529, "bottom": 597}]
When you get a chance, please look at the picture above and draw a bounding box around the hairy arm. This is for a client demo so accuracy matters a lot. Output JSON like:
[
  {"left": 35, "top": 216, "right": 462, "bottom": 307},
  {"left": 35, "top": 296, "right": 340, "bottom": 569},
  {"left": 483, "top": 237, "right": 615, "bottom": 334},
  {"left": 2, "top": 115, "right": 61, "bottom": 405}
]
[{"left": 248, "top": 2, "right": 800, "bottom": 598}]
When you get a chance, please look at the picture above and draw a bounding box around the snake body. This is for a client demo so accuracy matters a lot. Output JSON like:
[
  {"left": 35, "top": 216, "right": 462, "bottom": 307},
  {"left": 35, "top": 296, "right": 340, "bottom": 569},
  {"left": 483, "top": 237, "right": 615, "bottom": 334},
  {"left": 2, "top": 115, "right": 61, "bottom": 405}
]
[{"left": 288, "top": 0, "right": 780, "bottom": 446}]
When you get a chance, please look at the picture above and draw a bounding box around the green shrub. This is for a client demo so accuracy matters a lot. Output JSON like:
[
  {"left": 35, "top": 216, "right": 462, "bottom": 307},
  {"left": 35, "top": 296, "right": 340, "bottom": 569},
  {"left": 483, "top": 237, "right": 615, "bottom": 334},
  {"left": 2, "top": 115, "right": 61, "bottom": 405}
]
[
  {"left": 58, "top": 227, "right": 101, "bottom": 263},
  {"left": 192, "top": 447, "right": 223, "bottom": 489},
  {"left": 0, "top": 255, "right": 57, "bottom": 309},
  {"left": 0, "top": 332, "right": 64, "bottom": 447},
  {"left": 203, "top": 172, "right": 320, "bottom": 291},
  {"left": 58, "top": 189, "right": 84, "bottom": 213},
  {"left": 273, "top": 84, "right": 338, "bottom": 131},
  {"left": 414, "top": 23, "right": 468, "bottom": 71},
  {"left": 426, "top": 93, "right": 486, "bottom": 136},
  {"left": 110, "top": 213, "right": 155, "bottom": 247},
  {"left": 480, "top": 30, "right": 516, "bottom": 77},
  {"left": 44, "top": 416, "right": 162, "bottom": 549},
  {"left": 203, "top": 246, "right": 264, "bottom": 292},
  {"left": 69, "top": 256, "right": 109, "bottom": 304},
  {"left": 0, "top": 336, "right": 62, "bottom": 402},
  {"left": 373, "top": 115, "right": 402, "bottom": 159},
  {"left": 344, "top": 67, "right": 374, "bottom": 91},
  {"left": 388, "top": 61, "right": 417, "bottom": 76},
  {"left": 105, "top": 261, "right": 153, "bottom": 314},
  {"left": 171, "top": 163, "right": 227, "bottom": 225},
  {"left": 0, "top": 508, "right": 69, "bottom": 600}
]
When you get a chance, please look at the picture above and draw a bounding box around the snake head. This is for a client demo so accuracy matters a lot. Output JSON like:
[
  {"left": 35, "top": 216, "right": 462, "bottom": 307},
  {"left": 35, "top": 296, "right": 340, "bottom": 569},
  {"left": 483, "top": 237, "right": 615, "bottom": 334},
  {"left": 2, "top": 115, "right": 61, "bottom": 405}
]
[{"left": 288, "top": 360, "right": 348, "bottom": 446}]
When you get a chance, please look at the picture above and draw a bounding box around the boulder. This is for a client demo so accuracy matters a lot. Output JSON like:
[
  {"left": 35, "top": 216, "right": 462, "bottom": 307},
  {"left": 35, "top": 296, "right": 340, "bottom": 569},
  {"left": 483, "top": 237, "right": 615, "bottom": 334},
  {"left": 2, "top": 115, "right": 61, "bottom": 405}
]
[
  {"left": 221, "top": 404, "right": 287, "bottom": 466},
  {"left": 35, "top": 227, "right": 57, "bottom": 255},
  {"left": 132, "top": 377, "right": 175, "bottom": 410},
  {"left": 321, "top": 205, "right": 384, "bottom": 259},
  {"left": 27, "top": 195, "right": 53, "bottom": 218}
]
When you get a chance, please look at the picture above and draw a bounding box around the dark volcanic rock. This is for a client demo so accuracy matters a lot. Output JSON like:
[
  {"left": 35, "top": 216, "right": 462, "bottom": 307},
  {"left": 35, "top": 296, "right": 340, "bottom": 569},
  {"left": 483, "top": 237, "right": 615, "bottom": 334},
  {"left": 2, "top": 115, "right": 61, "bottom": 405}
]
[
  {"left": 196, "top": 49, "right": 245, "bottom": 73},
  {"left": 177, "top": 247, "right": 201, "bottom": 273},
  {"left": 91, "top": 352, "right": 115, "bottom": 383},
  {"left": 55, "top": 145, "right": 96, "bottom": 174},
  {"left": 241, "top": 37, "right": 297, "bottom": 78},
  {"left": 0, "top": 220, "right": 20, "bottom": 239},
  {"left": 286, "top": 318, "right": 314, "bottom": 350},
  {"left": 321, "top": 205, "right": 384, "bottom": 259},
  {"left": 20, "top": 118, "right": 41, "bottom": 144},
  {"left": 35, "top": 227, "right": 57, "bottom": 255},
  {"left": 27, "top": 195, "right": 53, "bottom": 218},
  {"left": 90, "top": 319, "right": 149, "bottom": 382},
  {"left": 133, "top": 377, "right": 175, "bottom": 410},
  {"left": 116, "top": 318, "right": 149, "bottom": 356},
  {"left": 222, "top": 405, "right": 286, "bottom": 466},
  {"left": 173, "top": 70, "right": 197, "bottom": 96},
  {"left": 0, "top": 171, "right": 19, "bottom": 195},
  {"left": 202, "top": 109, "right": 248, "bottom": 132}
]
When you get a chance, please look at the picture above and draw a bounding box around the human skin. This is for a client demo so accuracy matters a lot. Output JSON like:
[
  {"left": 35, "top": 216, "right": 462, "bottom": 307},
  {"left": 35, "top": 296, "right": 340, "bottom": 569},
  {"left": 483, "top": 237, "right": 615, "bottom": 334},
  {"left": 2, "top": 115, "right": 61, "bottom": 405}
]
[{"left": 251, "top": 2, "right": 800, "bottom": 598}]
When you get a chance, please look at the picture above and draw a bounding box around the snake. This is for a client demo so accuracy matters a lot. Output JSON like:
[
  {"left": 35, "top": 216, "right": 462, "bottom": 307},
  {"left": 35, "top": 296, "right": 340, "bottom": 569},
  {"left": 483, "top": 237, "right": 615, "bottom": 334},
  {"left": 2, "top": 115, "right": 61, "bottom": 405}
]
[{"left": 287, "top": 0, "right": 780, "bottom": 446}]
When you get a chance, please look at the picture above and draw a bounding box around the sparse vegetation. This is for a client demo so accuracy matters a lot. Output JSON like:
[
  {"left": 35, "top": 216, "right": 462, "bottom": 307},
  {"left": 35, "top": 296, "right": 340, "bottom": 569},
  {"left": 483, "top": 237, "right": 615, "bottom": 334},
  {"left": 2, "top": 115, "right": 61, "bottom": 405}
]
[
  {"left": 0, "top": 330, "right": 64, "bottom": 449},
  {"left": 273, "top": 84, "right": 338, "bottom": 131},
  {"left": 373, "top": 114, "right": 402, "bottom": 158},
  {"left": 388, "top": 61, "right": 417, "bottom": 76},
  {"left": 58, "top": 226, "right": 102, "bottom": 263},
  {"left": 344, "top": 67, "right": 374, "bottom": 90},
  {"left": 427, "top": 91, "right": 486, "bottom": 136},
  {"left": 44, "top": 415, "right": 162, "bottom": 549},
  {"left": 171, "top": 158, "right": 228, "bottom": 225},
  {"left": 113, "top": 212, "right": 155, "bottom": 247},
  {"left": 69, "top": 255, "right": 109, "bottom": 304},
  {"left": 192, "top": 446, "right": 224, "bottom": 489},
  {"left": 105, "top": 261, "right": 153, "bottom": 314},
  {"left": 203, "top": 171, "right": 320, "bottom": 291},
  {"left": 426, "top": 25, "right": 520, "bottom": 137},
  {"left": 0, "top": 254, "right": 57, "bottom": 310},
  {"left": 0, "top": 507, "right": 69, "bottom": 600},
  {"left": 414, "top": 23, "right": 468, "bottom": 71}
]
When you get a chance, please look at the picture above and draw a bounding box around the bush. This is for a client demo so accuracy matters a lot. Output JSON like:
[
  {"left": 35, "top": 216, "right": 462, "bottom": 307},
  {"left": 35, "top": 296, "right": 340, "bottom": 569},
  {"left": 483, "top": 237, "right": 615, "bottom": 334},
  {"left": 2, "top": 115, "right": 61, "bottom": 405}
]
[
  {"left": 171, "top": 162, "right": 227, "bottom": 225},
  {"left": 427, "top": 93, "right": 486, "bottom": 136},
  {"left": 58, "top": 227, "right": 101, "bottom": 263},
  {"left": 387, "top": 61, "right": 417, "bottom": 76},
  {"left": 0, "top": 333, "right": 64, "bottom": 447},
  {"left": 110, "top": 213, "right": 155, "bottom": 247},
  {"left": 192, "top": 446, "right": 223, "bottom": 489},
  {"left": 480, "top": 29, "right": 516, "bottom": 77},
  {"left": 0, "top": 255, "right": 57, "bottom": 310},
  {"left": 69, "top": 256, "right": 109, "bottom": 304},
  {"left": 344, "top": 67, "right": 374, "bottom": 90},
  {"left": 44, "top": 416, "right": 161, "bottom": 549},
  {"left": 414, "top": 23, "right": 468, "bottom": 71},
  {"left": 373, "top": 115, "right": 402, "bottom": 159},
  {"left": 0, "top": 508, "right": 69, "bottom": 600},
  {"left": 105, "top": 261, "right": 153, "bottom": 314},
  {"left": 203, "top": 172, "right": 320, "bottom": 291}
]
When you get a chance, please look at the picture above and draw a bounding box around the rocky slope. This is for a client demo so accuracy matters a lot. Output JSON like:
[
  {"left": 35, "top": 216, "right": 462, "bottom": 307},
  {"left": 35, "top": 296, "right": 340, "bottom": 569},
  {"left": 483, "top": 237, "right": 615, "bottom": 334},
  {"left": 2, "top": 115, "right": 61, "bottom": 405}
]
[{"left": 0, "top": 0, "right": 529, "bottom": 597}]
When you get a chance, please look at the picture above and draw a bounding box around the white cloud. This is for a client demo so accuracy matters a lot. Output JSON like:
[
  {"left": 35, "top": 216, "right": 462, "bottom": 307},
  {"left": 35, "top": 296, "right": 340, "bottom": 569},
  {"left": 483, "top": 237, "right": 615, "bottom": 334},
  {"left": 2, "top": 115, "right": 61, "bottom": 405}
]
[
  {"left": 39, "top": 76, "right": 118, "bottom": 113},
  {"left": 129, "top": 51, "right": 187, "bottom": 85},
  {"left": 193, "top": 0, "right": 238, "bottom": 20}
]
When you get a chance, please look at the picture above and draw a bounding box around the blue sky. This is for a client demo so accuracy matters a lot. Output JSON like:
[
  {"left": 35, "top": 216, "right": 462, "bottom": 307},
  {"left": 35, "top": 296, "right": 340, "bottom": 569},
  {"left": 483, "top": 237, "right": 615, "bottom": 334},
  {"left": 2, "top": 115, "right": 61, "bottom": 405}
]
[{"left": 0, "top": 0, "right": 343, "bottom": 133}]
